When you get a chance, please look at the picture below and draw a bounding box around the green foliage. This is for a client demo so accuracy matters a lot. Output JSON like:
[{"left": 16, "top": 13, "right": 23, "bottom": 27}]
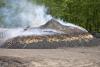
[
  {"left": 0, "top": 0, "right": 5, "bottom": 7},
  {"left": 38, "top": 0, "right": 100, "bottom": 32},
  {"left": 0, "top": 0, "right": 6, "bottom": 26}
]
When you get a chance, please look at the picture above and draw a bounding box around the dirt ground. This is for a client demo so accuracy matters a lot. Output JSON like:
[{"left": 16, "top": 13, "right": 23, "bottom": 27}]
[{"left": 0, "top": 46, "right": 100, "bottom": 67}]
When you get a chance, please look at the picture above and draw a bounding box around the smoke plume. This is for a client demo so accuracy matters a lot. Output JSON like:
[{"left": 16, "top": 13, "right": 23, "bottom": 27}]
[
  {"left": 0, "top": 0, "right": 88, "bottom": 32},
  {"left": 0, "top": 0, "right": 52, "bottom": 28}
]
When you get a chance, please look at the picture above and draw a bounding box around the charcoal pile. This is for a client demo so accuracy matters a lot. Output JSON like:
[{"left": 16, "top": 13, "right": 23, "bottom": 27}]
[{"left": 0, "top": 19, "right": 95, "bottom": 49}]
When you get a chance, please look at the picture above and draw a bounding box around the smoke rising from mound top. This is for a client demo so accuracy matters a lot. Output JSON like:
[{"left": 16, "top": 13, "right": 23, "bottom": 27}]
[
  {"left": 0, "top": 0, "right": 88, "bottom": 32},
  {"left": 0, "top": 0, "right": 52, "bottom": 28}
]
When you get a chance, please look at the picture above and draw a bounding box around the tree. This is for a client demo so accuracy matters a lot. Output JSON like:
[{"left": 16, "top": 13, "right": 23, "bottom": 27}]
[{"left": 38, "top": 0, "right": 100, "bottom": 32}]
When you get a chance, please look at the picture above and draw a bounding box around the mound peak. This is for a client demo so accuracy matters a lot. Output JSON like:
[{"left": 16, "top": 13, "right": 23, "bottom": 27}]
[{"left": 40, "top": 19, "right": 88, "bottom": 35}]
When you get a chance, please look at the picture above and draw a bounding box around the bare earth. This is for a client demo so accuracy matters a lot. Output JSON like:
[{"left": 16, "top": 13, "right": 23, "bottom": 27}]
[{"left": 0, "top": 46, "right": 100, "bottom": 67}]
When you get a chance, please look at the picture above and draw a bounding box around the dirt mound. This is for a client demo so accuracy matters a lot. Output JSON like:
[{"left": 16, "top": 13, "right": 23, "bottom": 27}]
[{"left": 0, "top": 19, "right": 94, "bottom": 48}]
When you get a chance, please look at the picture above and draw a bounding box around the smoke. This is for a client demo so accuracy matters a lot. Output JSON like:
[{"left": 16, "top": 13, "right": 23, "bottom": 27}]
[
  {"left": 56, "top": 19, "right": 88, "bottom": 32},
  {"left": 0, "top": 0, "right": 88, "bottom": 32},
  {"left": 0, "top": 0, "right": 52, "bottom": 28}
]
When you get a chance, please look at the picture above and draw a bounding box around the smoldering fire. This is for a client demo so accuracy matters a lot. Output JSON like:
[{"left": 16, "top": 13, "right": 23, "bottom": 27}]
[
  {"left": 0, "top": 19, "right": 94, "bottom": 48},
  {"left": 0, "top": 0, "right": 94, "bottom": 48}
]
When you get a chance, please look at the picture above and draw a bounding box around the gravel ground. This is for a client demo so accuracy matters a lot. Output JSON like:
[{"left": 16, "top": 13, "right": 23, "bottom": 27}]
[{"left": 0, "top": 46, "right": 100, "bottom": 67}]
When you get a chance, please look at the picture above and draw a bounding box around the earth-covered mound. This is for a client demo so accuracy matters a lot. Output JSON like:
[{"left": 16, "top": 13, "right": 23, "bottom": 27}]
[{"left": 0, "top": 19, "right": 93, "bottom": 48}]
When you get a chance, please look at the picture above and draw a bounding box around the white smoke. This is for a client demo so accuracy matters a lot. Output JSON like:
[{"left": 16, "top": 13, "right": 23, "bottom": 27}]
[
  {"left": 0, "top": 0, "right": 88, "bottom": 31},
  {"left": 57, "top": 19, "right": 88, "bottom": 32},
  {"left": 0, "top": 0, "right": 52, "bottom": 28}
]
